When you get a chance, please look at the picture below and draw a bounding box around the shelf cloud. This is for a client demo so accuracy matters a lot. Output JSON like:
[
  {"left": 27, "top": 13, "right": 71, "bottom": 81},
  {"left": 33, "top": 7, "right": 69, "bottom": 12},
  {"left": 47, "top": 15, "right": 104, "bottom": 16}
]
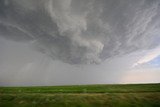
[{"left": 0, "top": 0, "right": 160, "bottom": 64}]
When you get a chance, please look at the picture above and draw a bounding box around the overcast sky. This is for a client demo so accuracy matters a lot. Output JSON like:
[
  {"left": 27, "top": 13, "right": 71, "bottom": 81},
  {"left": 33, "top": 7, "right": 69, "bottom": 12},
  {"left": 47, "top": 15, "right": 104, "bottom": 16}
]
[{"left": 0, "top": 0, "right": 160, "bottom": 86}]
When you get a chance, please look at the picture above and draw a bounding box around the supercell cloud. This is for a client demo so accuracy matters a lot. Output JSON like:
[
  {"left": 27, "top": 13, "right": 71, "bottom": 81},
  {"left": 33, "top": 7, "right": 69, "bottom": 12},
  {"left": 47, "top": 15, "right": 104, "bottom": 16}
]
[{"left": 0, "top": 0, "right": 160, "bottom": 64}]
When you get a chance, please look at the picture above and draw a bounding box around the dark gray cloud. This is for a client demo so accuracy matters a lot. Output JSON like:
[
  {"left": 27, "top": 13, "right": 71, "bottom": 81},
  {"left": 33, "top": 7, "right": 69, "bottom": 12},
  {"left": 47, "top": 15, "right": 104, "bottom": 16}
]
[{"left": 0, "top": 0, "right": 160, "bottom": 64}]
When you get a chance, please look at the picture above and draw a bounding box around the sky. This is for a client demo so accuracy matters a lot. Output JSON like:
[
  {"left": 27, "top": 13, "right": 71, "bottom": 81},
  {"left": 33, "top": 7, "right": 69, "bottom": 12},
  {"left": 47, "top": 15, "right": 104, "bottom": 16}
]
[{"left": 0, "top": 0, "right": 160, "bottom": 86}]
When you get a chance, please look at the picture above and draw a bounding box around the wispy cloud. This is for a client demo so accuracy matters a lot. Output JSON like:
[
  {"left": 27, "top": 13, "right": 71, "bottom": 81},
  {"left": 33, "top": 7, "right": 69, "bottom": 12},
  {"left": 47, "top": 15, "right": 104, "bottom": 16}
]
[{"left": 133, "top": 46, "right": 160, "bottom": 67}]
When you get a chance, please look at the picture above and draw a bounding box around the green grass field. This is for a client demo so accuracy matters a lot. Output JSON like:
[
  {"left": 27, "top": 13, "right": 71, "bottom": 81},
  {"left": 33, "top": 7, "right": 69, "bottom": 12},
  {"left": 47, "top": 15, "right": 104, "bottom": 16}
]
[{"left": 0, "top": 84, "right": 160, "bottom": 107}]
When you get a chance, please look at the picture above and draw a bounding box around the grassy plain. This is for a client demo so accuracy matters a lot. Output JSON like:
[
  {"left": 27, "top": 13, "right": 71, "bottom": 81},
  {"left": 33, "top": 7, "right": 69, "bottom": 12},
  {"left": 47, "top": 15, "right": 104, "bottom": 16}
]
[{"left": 0, "top": 84, "right": 160, "bottom": 107}]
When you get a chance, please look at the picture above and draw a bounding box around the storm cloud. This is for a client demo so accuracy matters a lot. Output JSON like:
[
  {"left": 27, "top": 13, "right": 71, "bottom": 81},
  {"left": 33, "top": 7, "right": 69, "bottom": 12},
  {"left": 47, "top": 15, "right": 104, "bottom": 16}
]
[{"left": 0, "top": 0, "right": 160, "bottom": 64}]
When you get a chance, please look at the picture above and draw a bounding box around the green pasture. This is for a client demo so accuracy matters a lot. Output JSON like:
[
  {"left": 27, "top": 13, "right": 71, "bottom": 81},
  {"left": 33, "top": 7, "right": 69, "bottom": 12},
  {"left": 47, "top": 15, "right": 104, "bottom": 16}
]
[{"left": 0, "top": 84, "right": 160, "bottom": 107}]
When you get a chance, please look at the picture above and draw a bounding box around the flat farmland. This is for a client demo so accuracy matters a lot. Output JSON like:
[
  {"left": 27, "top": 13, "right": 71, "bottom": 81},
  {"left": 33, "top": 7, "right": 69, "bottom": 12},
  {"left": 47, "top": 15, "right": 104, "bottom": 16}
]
[{"left": 0, "top": 84, "right": 160, "bottom": 107}]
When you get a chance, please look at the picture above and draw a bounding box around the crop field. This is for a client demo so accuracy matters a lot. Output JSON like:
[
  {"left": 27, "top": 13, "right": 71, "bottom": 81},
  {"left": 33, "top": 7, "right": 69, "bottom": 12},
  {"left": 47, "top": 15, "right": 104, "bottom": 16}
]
[{"left": 0, "top": 84, "right": 160, "bottom": 107}]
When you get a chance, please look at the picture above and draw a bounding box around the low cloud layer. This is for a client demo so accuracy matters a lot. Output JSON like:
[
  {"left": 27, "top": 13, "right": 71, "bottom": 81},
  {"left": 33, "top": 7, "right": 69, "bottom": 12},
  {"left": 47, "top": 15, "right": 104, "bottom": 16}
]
[{"left": 0, "top": 0, "right": 160, "bottom": 64}]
